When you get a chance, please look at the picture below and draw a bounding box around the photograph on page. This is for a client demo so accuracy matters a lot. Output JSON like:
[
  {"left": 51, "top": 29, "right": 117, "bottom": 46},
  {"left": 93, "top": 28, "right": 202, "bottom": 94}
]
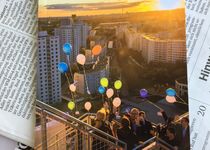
[{"left": 36, "top": 0, "right": 189, "bottom": 149}]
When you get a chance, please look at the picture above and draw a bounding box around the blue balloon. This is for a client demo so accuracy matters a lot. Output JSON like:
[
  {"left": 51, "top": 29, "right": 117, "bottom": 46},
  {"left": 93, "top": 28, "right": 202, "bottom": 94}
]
[
  {"left": 63, "top": 43, "right": 72, "bottom": 55},
  {"left": 58, "top": 62, "right": 68, "bottom": 73},
  {"left": 98, "top": 86, "right": 105, "bottom": 94},
  {"left": 166, "top": 88, "right": 176, "bottom": 96}
]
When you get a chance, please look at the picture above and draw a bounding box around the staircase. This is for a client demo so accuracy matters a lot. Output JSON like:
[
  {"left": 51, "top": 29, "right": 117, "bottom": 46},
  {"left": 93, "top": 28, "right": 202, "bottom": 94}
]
[
  {"left": 35, "top": 100, "right": 127, "bottom": 150},
  {"left": 35, "top": 100, "right": 188, "bottom": 150}
]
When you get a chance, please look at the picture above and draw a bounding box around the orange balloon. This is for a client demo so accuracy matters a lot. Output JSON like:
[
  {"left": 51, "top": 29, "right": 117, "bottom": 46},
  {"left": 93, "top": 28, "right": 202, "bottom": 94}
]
[{"left": 92, "top": 45, "right": 102, "bottom": 56}]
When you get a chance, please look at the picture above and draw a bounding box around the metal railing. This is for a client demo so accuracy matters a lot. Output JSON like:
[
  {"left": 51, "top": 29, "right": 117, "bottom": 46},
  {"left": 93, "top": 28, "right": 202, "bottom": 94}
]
[
  {"left": 132, "top": 136, "right": 176, "bottom": 150},
  {"left": 35, "top": 100, "right": 127, "bottom": 150},
  {"left": 35, "top": 99, "right": 188, "bottom": 150}
]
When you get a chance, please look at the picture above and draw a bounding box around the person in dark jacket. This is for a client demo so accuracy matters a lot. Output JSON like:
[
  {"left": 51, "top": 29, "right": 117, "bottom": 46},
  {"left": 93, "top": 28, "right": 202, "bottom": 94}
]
[
  {"left": 136, "top": 111, "right": 155, "bottom": 141},
  {"left": 179, "top": 117, "right": 190, "bottom": 150},
  {"left": 164, "top": 127, "right": 179, "bottom": 149},
  {"left": 117, "top": 117, "right": 139, "bottom": 150}
]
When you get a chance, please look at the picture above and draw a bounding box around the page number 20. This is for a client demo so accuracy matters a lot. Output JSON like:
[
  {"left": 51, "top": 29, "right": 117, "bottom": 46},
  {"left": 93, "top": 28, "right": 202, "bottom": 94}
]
[{"left": 197, "top": 105, "right": 206, "bottom": 117}]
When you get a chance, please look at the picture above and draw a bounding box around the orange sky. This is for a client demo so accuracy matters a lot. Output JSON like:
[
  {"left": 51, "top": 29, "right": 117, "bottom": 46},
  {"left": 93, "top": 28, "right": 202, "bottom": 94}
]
[{"left": 38, "top": 0, "right": 185, "bottom": 18}]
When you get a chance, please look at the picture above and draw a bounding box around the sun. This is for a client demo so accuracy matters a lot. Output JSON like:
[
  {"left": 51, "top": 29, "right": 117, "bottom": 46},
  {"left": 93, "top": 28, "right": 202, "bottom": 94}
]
[{"left": 156, "top": 0, "right": 184, "bottom": 10}]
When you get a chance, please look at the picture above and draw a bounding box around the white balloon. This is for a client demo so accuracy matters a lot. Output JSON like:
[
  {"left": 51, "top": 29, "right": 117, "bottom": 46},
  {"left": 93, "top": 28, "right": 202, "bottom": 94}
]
[
  {"left": 84, "top": 101, "right": 92, "bottom": 111},
  {"left": 77, "top": 54, "right": 86, "bottom": 65},
  {"left": 75, "top": 111, "right": 80, "bottom": 115},
  {"left": 166, "top": 95, "right": 176, "bottom": 103},
  {"left": 113, "top": 97, "right": 121, "bottom": 107},
  {"left": 69, "top": 84, "right": 76, "bottom": 92},
  {"left": 106, "top": 88, "right": 114, "bottom": 98},
  {"left": 157, "top": 111, "right": 163, "bottom": 117}
]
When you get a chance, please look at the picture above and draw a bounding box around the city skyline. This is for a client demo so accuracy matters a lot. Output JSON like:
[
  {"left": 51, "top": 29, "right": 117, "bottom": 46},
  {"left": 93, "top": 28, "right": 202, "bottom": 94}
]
[{"left": 39, "top": 0, "right": 185, "bottom": 17}]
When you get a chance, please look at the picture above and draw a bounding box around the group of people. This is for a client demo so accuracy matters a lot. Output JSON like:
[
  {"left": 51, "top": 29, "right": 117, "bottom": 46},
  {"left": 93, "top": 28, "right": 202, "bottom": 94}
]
[
  {"left": 92, "top": 100, "right": 189, "bottom": 150},
  {"left": 158, "top": 110, "right": 190, "bottom": 150}
]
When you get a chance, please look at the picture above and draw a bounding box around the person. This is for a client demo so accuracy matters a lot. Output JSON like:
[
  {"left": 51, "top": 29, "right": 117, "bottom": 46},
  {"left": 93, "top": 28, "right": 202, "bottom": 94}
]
[
  {"left": 99, "top": 100, "right": 110, "bottom": 121},
  {"left": 124, "top": 108, "right": 140, "bottom": 133},
  {"left": 158, "top": 110, "right": 182, "bottom": 142},
  {"left": 136, "top": 111, "right": 155, "bottom": 141},
  {"left": 92, "top": 111, "right": 112, "bottom": 150},
  {"left": 117, "top": 117, "right": 139, "bottom": 150},
  {"left": 164, "top": 127, "right": 179, "bottom": 149},
  {"left": 179, "top": 117, "right": 190, "bottom": 150}
]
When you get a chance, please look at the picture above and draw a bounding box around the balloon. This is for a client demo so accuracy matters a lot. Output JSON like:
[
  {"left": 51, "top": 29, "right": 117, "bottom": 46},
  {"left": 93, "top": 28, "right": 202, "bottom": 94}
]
[
  {"left": 114, "top": 80, "right": 122, "bottom": 90},
  {"left": 165, "top": 95, "right": 177, "bottom": 103},
  {"left": 68, "top": 101, "right": 75, "bottom": 110},
  {"left": 92, "top": 45, "right": 102, "bottom": 56},
  {"left": 140, "top": 89, "right": 148, "bottom": 98},
  {"left": 100, "top": 77, "right": 109, "bottom": 87},
  {"left": 166, "top": 88, "right": 176, "bottom": 96},
  {"left": 113, "top": 97, "right": 121, "bottom": 107},
  {"left": 106, "top": 88, "right": 114, "bottom": 98},
  {"left": 69, "top": 84, "right": 76, "bottom": 92},
  {"left": 84, "top": 101, "right": 92, "bottom": 111},
  {"left": 76, "top": 54, "right": 86, "bottom": 65},
  {"left": 98, "top": 86, "right": 105, "bottom": 94},
  {"left": 157, "top": 111, "right": 163, "bottom": 117},
  {"left": 75, "top": 111, "right": 80, "bottom": 115},
  {"left": 58, "top": 62, "right": 68, "bottom": 73},
  {"left": 63, "top": 43, "right": 72, "bottom": 55}
]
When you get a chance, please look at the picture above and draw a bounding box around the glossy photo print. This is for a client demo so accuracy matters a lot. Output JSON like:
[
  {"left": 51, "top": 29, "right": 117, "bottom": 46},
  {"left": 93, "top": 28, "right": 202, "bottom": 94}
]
[{"left": 36, "top": 0, "right": 189, "bottom": 149}]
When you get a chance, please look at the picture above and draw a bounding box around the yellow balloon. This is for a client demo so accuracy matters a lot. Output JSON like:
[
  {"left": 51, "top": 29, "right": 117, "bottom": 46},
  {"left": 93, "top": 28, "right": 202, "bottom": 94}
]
[
  {"left": 100, "top": 77, "right": 109, "bottom": 87},
  {"left": 114, "top": 80, "right": 122, "bottom": 90},
  {"left": 68, "top": 101, "right": 75, "bottom": 110}
]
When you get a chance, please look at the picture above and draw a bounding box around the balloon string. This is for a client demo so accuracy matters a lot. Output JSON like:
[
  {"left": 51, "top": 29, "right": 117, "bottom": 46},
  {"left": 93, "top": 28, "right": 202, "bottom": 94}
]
[
  {"left": 73, "top": 93, "right": 77, "bottom": 112},
  {"left": 83, "top": 66, "right": 90, "bottom": 94},
  {"left": 109, "top": 98, "right": 113, "bottom": 113},
  {"left": 92, "top": 56, "right": 99, "bottom": 70},
  {"left": 65, "top": 73, "right": 71, "bottom": 85},
  {"left": 67, "top": 56, "right": 74, "bottom": 82},
  {"left": 102, "top": 94, "right": 104, "bottom": 101},
  {"left": 176, "top": 101, "right": 188, "bottom": 105},
  {"left": 65, "top": 73, "right": 75, "bottom": 101},
  {"left": 70, "top": 91, "right": 76, "bottom": 112},
  {"left": 66, "top": 70, "right": 76, "bottom": 112},
  {"left": 176, "top": 95, "right": 188, "bottom": 104},
  {"left": 147, "top": 100, "right": 162, "bottom": 110},
  {"left": 117, "top": 90, "right": 119, "bottom": 97},
  {"left": 70, "top": 90, "right": 75, "bottom": 102}
]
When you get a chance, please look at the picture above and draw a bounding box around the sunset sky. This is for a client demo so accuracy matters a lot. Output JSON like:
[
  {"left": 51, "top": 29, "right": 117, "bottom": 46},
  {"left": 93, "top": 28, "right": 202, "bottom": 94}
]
[{"left": 39, "top": 0, "right": 185, "bottom": 18}]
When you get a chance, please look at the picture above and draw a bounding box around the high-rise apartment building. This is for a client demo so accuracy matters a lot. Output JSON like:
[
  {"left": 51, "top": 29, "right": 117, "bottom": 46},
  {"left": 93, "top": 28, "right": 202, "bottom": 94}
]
[
  {"left": 118, "top": 26, "right": 186, "bottom": 63},
  {"left": 37, "top": 31, "right": 61, "bottom": 104},
  {"left": 55, "top": 19, "right": 90, "bottom": 63},
  {"left": 140, "top": 35, "right": 186, "bottom": 63}
]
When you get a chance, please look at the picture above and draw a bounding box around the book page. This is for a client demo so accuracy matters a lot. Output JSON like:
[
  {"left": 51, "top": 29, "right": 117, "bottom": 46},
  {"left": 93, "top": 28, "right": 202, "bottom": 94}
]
[
  {"left": 0, "top": 0, "right": 37, "bottom": 147},
  {"left": 186, "top": 0, "right": 210, "bottom": 149}
]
